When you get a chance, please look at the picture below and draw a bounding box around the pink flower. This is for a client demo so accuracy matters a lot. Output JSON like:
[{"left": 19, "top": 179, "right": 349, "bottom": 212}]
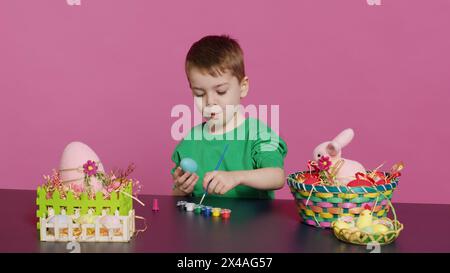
[
  {"left": 83, "top": 160, "right": 98, "bottom": 176},
  {"left": 318, "top": 156, "right": 332, "bottom": 171}
]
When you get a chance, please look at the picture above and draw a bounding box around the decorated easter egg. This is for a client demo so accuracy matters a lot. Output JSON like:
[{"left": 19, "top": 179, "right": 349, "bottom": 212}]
[
  {"left": 48, "top": 215, "right": 72, "bottom": 226},
  {"left": 372, "top": 224, "right": 389, "bottom": 234},
  {"left": 339, "top": 216, "right": 355, "bottom": 223},
  {"left": 99, "top": 215, "right": 121, "bottom": 229},
  {"left": 361, "top": 226, "right": 374, "bottom": 234},
  {"left": 59, "top": 141, "right": 105, "bottom": 194},
  {"left": 76, "top": 214, "right": 97, "bottom": 225},
  {"left": 333, "top": 221, "right": 351, "bottom": 230},
  {"left": 180, "top": 158, "right": 198, "bottom": 173},
  {"left": 373, "top": 219, "right": 394, "bottom": 229}
]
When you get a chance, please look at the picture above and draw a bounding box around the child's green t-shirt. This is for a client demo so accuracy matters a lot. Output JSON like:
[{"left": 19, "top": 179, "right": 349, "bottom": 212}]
[{"left": 171, "top": 117, "right": 288, "bottom": 199}]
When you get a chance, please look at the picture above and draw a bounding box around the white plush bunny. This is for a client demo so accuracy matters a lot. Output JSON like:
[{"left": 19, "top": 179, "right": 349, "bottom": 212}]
[{"left": 313, "top": 128, "right": 366, "bottom": 185}]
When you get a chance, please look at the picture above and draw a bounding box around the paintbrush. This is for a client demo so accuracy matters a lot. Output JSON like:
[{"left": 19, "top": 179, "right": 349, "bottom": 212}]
[{"left": 199, "top": 144, "right": 229, "bottom": 205}]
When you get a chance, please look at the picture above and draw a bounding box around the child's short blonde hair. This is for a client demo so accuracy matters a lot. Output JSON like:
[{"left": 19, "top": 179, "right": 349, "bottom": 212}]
[{"left": 185, "top": 35, "right": 246, "bottom": 82}]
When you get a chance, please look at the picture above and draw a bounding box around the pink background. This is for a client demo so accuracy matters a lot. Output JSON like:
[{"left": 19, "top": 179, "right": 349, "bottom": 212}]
[{"left": 1, "top": 0, "right": 449, "bottom": 204}]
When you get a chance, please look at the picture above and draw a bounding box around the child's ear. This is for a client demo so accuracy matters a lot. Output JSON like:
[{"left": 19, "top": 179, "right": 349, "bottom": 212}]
[{"left": 240, "top": 76, "right": 249, "bottom": 98}]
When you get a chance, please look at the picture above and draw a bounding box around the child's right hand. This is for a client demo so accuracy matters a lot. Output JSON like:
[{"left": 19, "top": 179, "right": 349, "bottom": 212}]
[{"left": 172, "top": 166, "right": 199, "bottom": 195}]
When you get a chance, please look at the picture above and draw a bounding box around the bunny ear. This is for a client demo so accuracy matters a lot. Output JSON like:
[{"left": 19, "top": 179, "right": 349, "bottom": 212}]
[
  {"left": 326, "top": 142, "right": 339, "bottom": 157},
  {"left": 332, "top": 128, "right": 354, "bottom": 148}
]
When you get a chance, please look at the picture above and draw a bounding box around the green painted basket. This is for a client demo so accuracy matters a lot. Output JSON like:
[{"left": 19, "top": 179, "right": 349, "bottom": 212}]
[{"left": 286, "top": 171, "right": 399, "bottom": 228}]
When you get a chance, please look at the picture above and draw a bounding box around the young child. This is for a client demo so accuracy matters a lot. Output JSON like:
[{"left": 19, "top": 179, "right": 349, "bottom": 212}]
[{"left": 171, "top": 35, "right": 288, "bottom": 199}]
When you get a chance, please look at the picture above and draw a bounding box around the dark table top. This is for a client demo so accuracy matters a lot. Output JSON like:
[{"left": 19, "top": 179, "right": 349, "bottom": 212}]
[{"left": 0, "top": 189, "right": 448, "bottom": 253}]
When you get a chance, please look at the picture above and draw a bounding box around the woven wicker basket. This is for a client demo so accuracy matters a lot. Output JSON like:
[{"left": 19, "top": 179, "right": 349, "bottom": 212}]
[
  {"left": 332, "top": 218, "right": 403, "bottom": 245},
  {"left": 287, "top": 171, "right": 399, "bottom": 228}
]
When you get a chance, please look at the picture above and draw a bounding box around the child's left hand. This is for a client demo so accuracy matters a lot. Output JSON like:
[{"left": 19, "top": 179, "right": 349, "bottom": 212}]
[{"left": 203, "top": 171, "right": 241, "bottom": 195}]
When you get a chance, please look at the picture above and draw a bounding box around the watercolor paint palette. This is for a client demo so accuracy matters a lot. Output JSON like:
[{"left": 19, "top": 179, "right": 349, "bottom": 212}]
[{"left": 176, "top": 201, "right": 231, "bottom": 219}]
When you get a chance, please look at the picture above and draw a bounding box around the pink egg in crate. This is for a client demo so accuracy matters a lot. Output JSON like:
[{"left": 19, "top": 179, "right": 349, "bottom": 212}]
[
  {"left": 99, "top": 215, "right": 122, "bottom": 229},
  {"left": 48, "top": 215, "right": 72, "bottom": 225},
  {"left": 59, "top": 141, "right": 105, "bottom": 194}
]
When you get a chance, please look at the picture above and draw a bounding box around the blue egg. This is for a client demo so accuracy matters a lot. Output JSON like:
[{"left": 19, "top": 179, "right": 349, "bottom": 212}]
[{"left": 180, "top": 158, "right": 198, "bottom": 173}]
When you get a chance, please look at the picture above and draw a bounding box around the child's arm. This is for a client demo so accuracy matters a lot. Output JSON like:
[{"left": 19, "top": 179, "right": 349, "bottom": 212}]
[
  {"left": 202, "top": 167, "right": 285, "bottom": 195},
  {"left": 235, "top": 167, "right": 285, "bottom": 190}
]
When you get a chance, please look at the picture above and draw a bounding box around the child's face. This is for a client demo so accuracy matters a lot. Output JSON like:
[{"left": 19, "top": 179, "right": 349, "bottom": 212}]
[{"left": 187, "top": 67, "right": 249, "bottom": 128}]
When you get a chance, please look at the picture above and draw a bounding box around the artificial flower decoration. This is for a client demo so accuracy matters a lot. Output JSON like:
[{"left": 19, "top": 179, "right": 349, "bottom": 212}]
[
  {"left": 318, "top": 156, "right": 332, "bottom": 171},
  {"left": 298, "top": 159, "right": 402, "bottom": 187},
  {"left": 307, "top": 160, "right": 320, "bottom": 172},
  {"left": 43, "top": 169, "right": 65, "bottom": 199},
  {"left": 43, "top": 162, "right": 141, "bottom": 200},
  {"left": 83, "top": 160, "right": 98, "bottom": 176}
]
